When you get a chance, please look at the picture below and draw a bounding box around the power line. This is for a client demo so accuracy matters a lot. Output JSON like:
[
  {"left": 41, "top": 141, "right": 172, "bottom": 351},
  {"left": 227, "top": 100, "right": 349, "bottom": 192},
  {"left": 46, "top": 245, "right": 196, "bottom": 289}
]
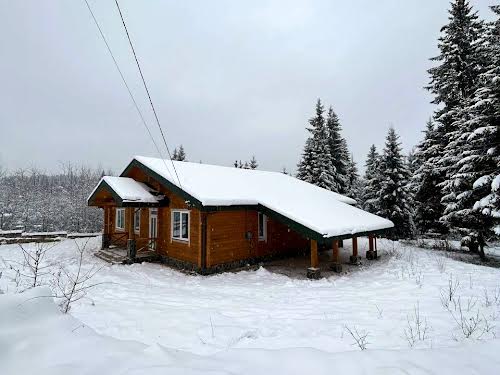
[
  {"left": 82, "top": 0, "right": 175, "bottom": 180},
  {"left": 114, "top": 0, "right": 183, "bottom": 189}
]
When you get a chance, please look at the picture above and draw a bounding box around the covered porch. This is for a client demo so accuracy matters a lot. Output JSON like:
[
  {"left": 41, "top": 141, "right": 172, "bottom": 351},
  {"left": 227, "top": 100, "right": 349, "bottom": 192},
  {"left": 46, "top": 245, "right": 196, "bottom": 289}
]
[
  {"left": 305, "top": 233, "right": 380, "bottom": 279},
  {"left": 87, "top": 176, "right": 167, "bottom": 262}
]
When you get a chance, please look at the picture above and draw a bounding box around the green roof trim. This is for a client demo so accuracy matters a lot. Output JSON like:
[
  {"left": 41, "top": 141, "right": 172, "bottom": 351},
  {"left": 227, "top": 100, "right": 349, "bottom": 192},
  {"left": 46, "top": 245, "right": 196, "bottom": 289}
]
[{"left": 121, "top": 159, "right": 203, "bottom": 209}]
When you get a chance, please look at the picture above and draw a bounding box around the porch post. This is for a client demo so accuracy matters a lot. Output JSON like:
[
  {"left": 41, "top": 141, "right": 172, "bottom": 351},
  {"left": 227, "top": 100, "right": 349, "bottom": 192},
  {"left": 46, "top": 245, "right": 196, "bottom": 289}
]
[
  {"left": 329, "top": 239, "right": 342, "bottom": 273},
  {"left": 127, "top": 208, "right": 136, "bottom": 260},
  {"left": 366, "top": 235, "right": 376, "bottom": 260},
  {"left": 101, "top": 206, "right": 110, "bottom": 250},
  {"left": 307, "top": 239, "right": 321, "bottom": 279},
  {"left": 350, "top": 236, "right": 360, "bottom": 264}
]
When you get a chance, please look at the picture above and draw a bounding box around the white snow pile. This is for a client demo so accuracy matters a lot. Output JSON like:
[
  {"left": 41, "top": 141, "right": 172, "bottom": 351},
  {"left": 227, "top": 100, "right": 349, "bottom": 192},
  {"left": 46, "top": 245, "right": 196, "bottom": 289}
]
[
  {"left": 130, "top": 156, "right": 394, "bottom": 237},
  {"left": 2, "top": 288, "right": 500, "bottom": 375},
  {"left": 89, "top": 176, "right": 159, "bottom": 204},
  {"left": 1, "top": 238, "right": 500, "bottom": 374}
]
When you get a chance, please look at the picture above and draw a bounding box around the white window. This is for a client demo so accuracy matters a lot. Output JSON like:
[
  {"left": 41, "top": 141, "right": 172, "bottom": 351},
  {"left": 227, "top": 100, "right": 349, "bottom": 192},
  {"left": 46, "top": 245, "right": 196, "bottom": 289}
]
[
  {"left": 134, "top": 209, "right": 140, "bottom": 233},
  {"left": 116, "top": 208, "right": 125, "bottom": 230},
  {"left": 171, "top": 210, "right": 189, "bottom": 241},
  {"left": 258, "top": 212, "right": 267, "bottom": 241}
]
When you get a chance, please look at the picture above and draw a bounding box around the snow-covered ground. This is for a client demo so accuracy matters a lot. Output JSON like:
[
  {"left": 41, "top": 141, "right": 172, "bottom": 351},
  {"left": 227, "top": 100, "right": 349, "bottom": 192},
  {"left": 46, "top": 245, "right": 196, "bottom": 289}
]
[{"left": 1, "top": 237, "right": 500, "bottom": 374}]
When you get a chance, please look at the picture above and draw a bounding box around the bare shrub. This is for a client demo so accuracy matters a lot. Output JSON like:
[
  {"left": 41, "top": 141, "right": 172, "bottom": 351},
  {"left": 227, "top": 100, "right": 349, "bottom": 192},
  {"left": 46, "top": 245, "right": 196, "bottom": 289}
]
[
  {"left": 404, "top": 302, "right": 430, "bottom": 347},
  {"left": 51, "top": 240, "right": 103, "bottom": 313},
  {"left": 385, "top": 241, "right": 403, "bottom": 259},
  {"left": 483, "top": 288, "right": 492, "bottom": 307},
  {"left": 440, "top": 274, "right": 460, "bottom": 310},
  {"left": 434, "top": 255, "right": 447, "bottom": 274},
  {"left": 4, "top": 242, "right": 57, "bottom": 290},
  {"left": 449, "top": 299, "right": 484, "bottom": 339},
  {"left": 344, "top": 325, "right": 370, "bottom": 350}
]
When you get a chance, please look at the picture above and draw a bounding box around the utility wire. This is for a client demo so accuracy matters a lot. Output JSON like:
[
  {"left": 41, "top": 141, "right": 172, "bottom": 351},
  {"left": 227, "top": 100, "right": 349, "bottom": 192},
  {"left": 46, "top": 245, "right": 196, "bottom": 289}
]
[
  {"left": 114, "top": 0, "right": 183, "bottom": 189},
  {"left": 82, "top": 0, "right": 175, "bottom": 180}
]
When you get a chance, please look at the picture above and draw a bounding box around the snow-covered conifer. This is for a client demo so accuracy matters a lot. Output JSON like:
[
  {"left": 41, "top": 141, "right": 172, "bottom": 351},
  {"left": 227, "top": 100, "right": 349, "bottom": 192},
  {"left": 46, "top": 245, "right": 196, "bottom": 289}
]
[
  {"left": 377, "top": 128, "right": 415, "bottom": 239},
  {"left": 361, "top": 145, "right": 381, "bottom": 214}
]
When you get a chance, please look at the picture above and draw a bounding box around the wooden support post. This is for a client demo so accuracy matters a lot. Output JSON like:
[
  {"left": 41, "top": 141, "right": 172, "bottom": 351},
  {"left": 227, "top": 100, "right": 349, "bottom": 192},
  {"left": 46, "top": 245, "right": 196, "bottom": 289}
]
[
  {"left": 366, "top": 235, "right": 375, "bottom": 260},
  {"left": 332, "top": 240, "right": 339, "bottom": 263},
  {"left": 127, "top": 208, "right": 137, "bottom": 260},
  {"left": 128, "top": 208, "right": 135, "bottom": 240},
  {"left": 307, "top": 239, "right": 321, "bottom": 279},
  {"left": 329, "top": 240, "right": 342, "bottom": 273},
  {"left": 350, "top": 236, "right": 360, "bottom": 264},
  {"left": 310, "top": 239, "right": 318, "bottom": 268}
]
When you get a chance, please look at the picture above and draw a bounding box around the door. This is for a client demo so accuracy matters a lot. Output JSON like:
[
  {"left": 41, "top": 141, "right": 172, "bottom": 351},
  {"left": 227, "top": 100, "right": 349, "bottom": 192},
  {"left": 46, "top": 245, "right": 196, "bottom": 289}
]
[{"left": 149, "top": 208, "right": 158, "bottom": 250}]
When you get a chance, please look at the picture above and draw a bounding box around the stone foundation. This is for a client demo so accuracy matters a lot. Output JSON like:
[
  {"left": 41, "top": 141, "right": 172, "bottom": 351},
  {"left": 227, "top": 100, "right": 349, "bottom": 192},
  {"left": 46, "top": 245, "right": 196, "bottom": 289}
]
[
  {"left": 307, "top": 267, "right": 321, "bottom": 279},
  {"left": 329, "top": 262, "right": 343, "bottom": 273},
  {"left": 366, "top": 250, "right": 375, "bottom": 260},
  {"left": 350, "top": 255, "right": 361, "bottom": 265}
]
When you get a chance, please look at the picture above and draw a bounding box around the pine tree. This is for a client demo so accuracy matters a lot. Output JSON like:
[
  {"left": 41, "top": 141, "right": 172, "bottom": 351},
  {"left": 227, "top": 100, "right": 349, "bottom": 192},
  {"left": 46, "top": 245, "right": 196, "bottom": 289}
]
[
  {"left": 296, "top": 99, "right": 335, "bottom": 190},
  {"left": 346, "top": 154, "right": 362, "bottom": 203},
  {"left": 412, "top": 119, "right": 449, "bottom": 234},
  {"left": 361, "top": 145, "right": 381, "bottom": 214},
  {"left": 177, "top": 145, "right": 186, "bottom": 161},
  {"left": 377, "top": 128, "right": 414, "bottom": 239},
  {"left": 172, "top": 148, "right": 178, "bottom": 161},
  {"left": 469, "top": 5, "right": 500, "bottom": 237},
  {"left": 249, "top": 156, "right": 258, "bottom": 169},
  {"left": 325, "top": 106, "right": 349, "bottom": 194},
  {"left": 442, "top": 5, "right": 500, "bottom": 245},
  {"left": 420, "top": 0, "right": 486, "bottom": 234}
]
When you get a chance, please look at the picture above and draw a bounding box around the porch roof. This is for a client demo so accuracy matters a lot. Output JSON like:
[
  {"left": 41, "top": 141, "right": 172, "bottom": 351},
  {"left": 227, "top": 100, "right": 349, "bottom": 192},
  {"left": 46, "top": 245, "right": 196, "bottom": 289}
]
[{"left": 87, "top": 176, "right": 161, "bottom": 207}]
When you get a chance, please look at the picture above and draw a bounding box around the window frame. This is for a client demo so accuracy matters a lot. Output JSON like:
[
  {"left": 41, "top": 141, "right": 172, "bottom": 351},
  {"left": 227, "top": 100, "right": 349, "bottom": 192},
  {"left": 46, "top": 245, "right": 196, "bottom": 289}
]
[
  {"left": 171, "top": 209, "right": 190, "bottom": 243},
  {"left": 116, "top": 208, "right": 125, "bottom": 231},
  {"left": 258, "top": 212, "right": 267, "bottom": 242},
  {"left": 133, "top": 208, "right": 141, "bottom": 234}
]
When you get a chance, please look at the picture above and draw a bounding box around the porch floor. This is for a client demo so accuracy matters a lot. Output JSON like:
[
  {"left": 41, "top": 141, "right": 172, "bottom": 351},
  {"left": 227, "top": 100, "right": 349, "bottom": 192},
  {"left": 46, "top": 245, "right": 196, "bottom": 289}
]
[
  {"left": 95, "top": 247, "right": 160, "bottom": 264},
  {"left": 259, "top": 247, "right": 378, "bottom": 279}
]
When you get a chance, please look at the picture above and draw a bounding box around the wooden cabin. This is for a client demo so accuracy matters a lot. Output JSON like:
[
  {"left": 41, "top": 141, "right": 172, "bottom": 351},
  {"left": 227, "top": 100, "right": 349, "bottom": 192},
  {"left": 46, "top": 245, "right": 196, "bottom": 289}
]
[{"left": 88, "top": 156, "right": 394, "bottom": 278}]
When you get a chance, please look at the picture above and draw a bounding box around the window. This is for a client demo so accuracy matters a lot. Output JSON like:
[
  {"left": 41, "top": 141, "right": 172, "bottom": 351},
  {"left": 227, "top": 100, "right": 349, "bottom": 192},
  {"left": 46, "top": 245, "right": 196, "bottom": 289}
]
[
  {"left": 258, "top": 212, "right": 267, "bottom": 241},
  {"left": 134, "top": 209, "right": 140, "bottom": 233},
  {"left": 172, "top": 210, "right": 189, "bottom": 241},
  {"left": 116, "top": 208, "right": 125, "bottom": 230}
]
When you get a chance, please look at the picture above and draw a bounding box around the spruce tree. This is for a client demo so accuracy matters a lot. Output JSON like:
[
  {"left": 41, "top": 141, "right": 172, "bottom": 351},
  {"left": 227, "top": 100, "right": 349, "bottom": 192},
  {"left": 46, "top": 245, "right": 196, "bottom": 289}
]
[
  {"left": 377, "top": 128, "right": 414, "bottom": 239},
  {"left": 249, "top": 156, "right": 258, "bottom": 170},
  {"left": 325, "top": 106, "right": 349, "bottom": 194},
  {"left": 361, "top": 145, "right": 381, "bottom": 214},
  {"left": 442, "top": 5, "right": 500, "bottom": 245},
  {"left": 172, "top": 148, "right": 178, "bottom": 160},
  {"left": 420, "top": 0, "right": 486, "bottom": 233},
  {"left": 412, "top": 120, "right": 449, "bottom": 234},
  {"left": 346, "top": 154, "right": 362, "bottom": 203},
  {"left": 177, "top": 145, "right": 187, "bottom": 161},
  {"left": 469, "top": 5, "right": 500, "bottom": 237},
  {"left": 296, "top": 99, "right": 335, "bottom": 190}
]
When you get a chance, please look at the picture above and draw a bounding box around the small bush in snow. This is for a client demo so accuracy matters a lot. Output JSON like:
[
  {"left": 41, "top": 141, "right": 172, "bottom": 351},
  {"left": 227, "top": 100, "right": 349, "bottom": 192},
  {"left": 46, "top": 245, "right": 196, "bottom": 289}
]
[
  {"left": 344, "top": 325, "right": 370, "bottom": 350},
  {"left": 440, "top": 274, "right": 460, "bottom": 310},
  {"left": 404, "top": 302, "right": 430, "bottom": 348},
  {"left": 51, "top": 239, "right": 103, "bottom": 313},
  {"left": 434, "top": 255, "right": 447, "bottom": 274}
]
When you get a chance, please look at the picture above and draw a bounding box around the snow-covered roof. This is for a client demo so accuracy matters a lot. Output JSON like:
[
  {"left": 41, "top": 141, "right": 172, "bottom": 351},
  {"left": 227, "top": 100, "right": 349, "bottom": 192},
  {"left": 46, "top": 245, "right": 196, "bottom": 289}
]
[
  {"left": 88, "top": 176, "right": 159, "bottom": 204},
  {"left": 124, "top": 156, "right": 394, "bottom": 239}
]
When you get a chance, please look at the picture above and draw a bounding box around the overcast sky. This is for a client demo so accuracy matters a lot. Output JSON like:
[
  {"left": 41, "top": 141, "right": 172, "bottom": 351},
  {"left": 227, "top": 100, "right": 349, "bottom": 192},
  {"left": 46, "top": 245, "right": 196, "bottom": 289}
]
[{"left": 0, "top": 0, "right": 495, "bottom": 174}]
